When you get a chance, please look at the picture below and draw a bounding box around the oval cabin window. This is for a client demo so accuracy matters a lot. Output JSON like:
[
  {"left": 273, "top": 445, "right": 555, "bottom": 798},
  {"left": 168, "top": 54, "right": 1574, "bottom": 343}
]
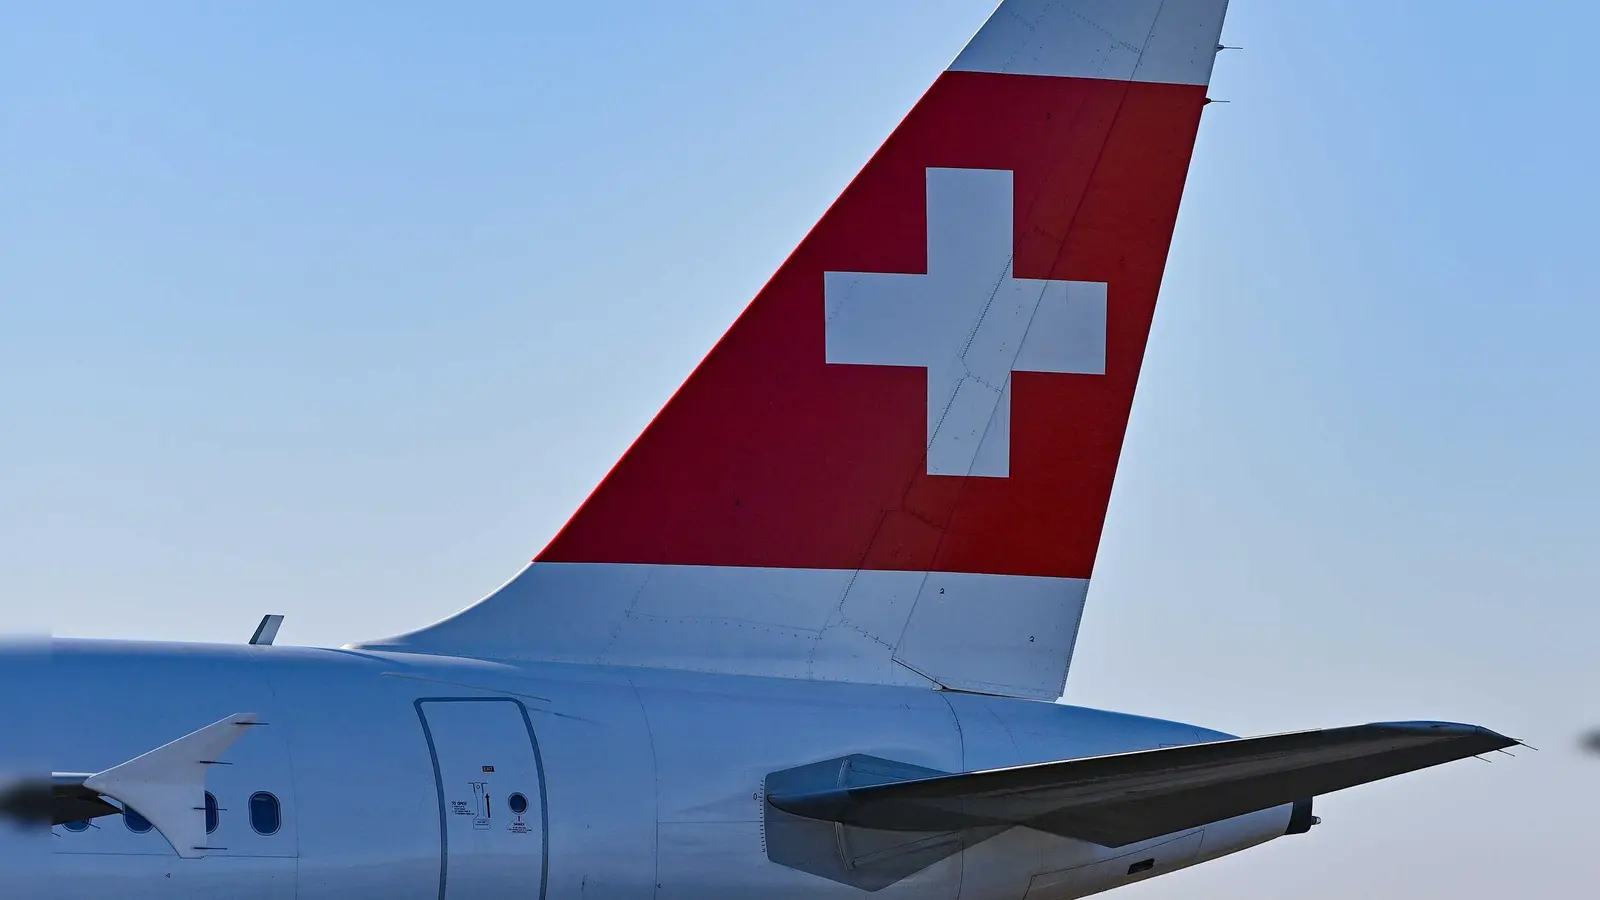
[
  {"left": 124, "top": 807, "right": 152, "bottom": 833},
  {"left": 249, "top": 792, "right": 281, "bottom": 835},
  {"left": 204, "top": 791, "right": 219, "bottom": 834}
]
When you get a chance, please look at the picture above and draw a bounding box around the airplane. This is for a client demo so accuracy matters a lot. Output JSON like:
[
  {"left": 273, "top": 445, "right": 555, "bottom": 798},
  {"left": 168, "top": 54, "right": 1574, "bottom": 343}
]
[{"left": 1, "top": 1, "right": 1516, "bottom": 898}]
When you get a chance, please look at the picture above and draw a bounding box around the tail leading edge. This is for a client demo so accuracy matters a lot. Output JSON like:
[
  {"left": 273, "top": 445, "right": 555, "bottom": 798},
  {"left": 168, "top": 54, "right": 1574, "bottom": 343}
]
[{"left": 362, "top": 0, "right": 1231, "bottom": 700}]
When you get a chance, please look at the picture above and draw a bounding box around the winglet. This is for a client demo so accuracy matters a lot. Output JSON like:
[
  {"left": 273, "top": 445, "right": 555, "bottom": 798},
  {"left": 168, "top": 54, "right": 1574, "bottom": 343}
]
[{"left": 81, "top": 713, "right": 260, "bottom": 858}]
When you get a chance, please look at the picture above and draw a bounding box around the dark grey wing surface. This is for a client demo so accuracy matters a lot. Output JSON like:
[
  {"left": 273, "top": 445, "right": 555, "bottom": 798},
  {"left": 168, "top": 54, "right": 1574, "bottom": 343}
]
[
  {"left": 0, "top": 774, "right": 118, "bottom": 825},
  {"left": 768, "top": 721, "right": 1516, "bottom": 848}
]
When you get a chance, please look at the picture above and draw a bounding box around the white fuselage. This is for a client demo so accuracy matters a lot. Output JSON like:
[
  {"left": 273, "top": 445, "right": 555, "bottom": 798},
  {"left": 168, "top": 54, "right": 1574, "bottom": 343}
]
[{"left": 30, "top": 638, "right": 1295, "bottom": 900}]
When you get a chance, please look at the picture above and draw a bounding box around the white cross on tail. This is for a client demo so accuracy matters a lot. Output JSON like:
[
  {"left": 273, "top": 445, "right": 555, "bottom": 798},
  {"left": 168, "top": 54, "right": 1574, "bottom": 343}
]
[{"left": 824, "top": 167, "right": 1107, "bottom": 477}]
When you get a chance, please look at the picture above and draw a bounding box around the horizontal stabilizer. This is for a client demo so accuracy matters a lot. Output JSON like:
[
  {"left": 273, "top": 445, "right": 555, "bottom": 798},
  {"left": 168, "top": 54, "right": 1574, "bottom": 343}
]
[{"left": 767, "top": 721, "right": 1516, "bottom": 848}]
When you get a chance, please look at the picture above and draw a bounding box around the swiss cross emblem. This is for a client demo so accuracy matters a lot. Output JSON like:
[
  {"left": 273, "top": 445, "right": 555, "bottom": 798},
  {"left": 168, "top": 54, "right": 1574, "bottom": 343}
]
[{"left": 824, "top": 168, "right": 1107, "bottom": 478}]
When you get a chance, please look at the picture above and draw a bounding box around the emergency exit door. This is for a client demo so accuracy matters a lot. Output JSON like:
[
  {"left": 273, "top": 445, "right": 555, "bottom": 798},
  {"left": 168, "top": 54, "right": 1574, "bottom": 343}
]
[{"left": 417, "top": 698, "right": 547, "bottom": 900}]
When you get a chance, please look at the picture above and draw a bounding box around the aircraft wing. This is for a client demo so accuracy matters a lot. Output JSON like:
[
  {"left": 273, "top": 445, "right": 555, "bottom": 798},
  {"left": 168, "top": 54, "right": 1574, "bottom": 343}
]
[
  {"left": 767, "top": 721, "right": 1516, "bottom": 848},
  {"left": 0, "top": 775, "right": 117, "bottom": 825},
  {"left": 0, "top": 712, "right": 261, "bottom": 859}
]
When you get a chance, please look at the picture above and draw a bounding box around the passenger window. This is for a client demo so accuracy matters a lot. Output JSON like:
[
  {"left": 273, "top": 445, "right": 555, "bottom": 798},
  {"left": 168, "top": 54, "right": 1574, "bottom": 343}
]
[
  {"left": 204, "top": 791, "right": 219, "bottom": 834},
  {"left": 62, "top": 819, "right": 90, "bottom": 832},
  {"left": 124, "top": 807, "right": 152, "bottom": 833},
  {"left": 249, "top": 792, "right": 281, "bottom": 835}
]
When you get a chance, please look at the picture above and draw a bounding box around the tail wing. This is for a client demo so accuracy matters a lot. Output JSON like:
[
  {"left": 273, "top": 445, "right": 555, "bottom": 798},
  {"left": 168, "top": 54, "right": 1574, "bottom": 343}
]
[
  {"left": 768, "top": 722, "right": 1517, "bottom": 847},
  {"left": 364, "top": 0, "right": 1231, "bottom": 699}
]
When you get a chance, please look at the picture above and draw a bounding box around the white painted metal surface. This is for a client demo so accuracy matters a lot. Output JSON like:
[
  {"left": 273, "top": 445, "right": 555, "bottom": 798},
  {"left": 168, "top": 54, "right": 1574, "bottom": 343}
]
[
  {"left": 365, "top": 563, "right": 1091, "bottom": 701},
  {"left": 826, "top": 168, "right": 1107, "bottom": 478},
  {"left": 34, "top": 640, "right": 1297, "bottom": 900},
  {"left": 418, "top": 699, "right": 546, "bottom": 900},
  {"left": 44, "top": 642, "right": 300, "bottom": 900},
  {"left": 81, "top": 712, "right": 261, "bottom": 859},
  {"left": 950, "top": 0, "right": 1230, "bottom": 85}
]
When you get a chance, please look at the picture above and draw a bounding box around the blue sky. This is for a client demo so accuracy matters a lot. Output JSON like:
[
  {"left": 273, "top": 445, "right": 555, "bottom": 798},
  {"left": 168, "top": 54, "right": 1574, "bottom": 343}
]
[{"left": 4, "top": 2, "right": 1596, "bottom": 896}]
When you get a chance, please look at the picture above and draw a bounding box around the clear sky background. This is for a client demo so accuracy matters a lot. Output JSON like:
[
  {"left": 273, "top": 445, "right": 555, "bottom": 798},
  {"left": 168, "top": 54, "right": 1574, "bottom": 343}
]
[{"left": 4, "top": 1, "right": 1596, "bottom": 896}]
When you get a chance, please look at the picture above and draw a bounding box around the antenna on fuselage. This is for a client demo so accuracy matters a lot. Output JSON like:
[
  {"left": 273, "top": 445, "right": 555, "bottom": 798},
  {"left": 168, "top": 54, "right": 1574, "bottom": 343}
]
[{"left": 248, "top": 614, "right": 284, "bottom": 646}]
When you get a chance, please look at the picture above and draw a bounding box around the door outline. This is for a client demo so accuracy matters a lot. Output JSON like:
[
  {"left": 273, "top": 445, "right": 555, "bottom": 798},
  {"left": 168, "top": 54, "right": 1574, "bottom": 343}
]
[{"left": 415, "top": 697, "right": 549, "bottom": 900}]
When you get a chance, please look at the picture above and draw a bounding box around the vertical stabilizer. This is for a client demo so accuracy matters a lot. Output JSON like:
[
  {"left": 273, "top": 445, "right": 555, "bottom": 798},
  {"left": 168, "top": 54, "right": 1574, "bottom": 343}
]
[{"left": 362, "top": 0, "right": 1231, "bottom": 700}]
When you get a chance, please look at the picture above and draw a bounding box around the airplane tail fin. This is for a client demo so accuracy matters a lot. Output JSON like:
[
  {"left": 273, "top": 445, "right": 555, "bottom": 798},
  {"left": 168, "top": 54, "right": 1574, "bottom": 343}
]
[{"left": 362, "top": 0, "right": 1231, "bottom": 700}]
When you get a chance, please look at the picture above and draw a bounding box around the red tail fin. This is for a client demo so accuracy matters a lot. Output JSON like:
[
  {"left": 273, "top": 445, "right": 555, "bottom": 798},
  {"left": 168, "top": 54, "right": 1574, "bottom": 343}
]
[{"left": 366, "top": 0, "right": 1232, "bottom": 700}]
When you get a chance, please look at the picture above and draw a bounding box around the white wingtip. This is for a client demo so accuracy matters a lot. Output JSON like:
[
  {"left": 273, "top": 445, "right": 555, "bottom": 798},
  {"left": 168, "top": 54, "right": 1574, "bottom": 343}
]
[{"left": 81, "top": 713, "right": 262, "bottom": 858}]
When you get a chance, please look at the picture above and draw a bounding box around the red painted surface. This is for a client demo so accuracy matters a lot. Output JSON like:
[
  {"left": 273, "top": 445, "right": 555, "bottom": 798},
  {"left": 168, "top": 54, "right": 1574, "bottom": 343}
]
[{"left": 540, "top": 71, "right": 1209, "bottom": 579}]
